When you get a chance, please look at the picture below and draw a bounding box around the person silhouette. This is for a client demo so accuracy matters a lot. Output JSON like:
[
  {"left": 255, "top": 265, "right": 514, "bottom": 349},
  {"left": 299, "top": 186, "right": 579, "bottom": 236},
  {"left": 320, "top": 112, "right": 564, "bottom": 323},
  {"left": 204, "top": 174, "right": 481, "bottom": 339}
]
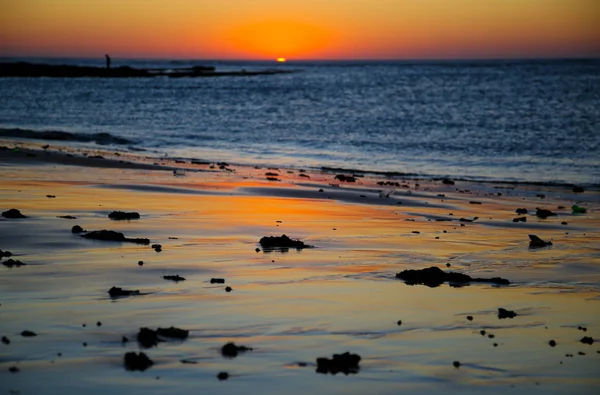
[{"left": 105, "top": 54, "right": 111, "bottom": 69}]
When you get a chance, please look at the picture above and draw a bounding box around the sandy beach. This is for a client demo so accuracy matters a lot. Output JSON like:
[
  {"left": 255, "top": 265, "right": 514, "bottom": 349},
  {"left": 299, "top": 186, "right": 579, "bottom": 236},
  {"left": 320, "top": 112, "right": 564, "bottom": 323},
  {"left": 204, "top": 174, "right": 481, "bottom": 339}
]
[{"left": 1, "top": 140, "right": 599, "bottom": 394}]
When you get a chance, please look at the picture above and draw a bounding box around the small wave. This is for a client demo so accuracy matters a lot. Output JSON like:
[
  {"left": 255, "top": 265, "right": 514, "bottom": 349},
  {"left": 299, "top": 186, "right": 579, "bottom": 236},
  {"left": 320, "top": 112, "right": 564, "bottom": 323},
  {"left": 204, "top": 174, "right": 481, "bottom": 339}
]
[{"left": 0, "top": 128, "right": 133, "bottom": 145}]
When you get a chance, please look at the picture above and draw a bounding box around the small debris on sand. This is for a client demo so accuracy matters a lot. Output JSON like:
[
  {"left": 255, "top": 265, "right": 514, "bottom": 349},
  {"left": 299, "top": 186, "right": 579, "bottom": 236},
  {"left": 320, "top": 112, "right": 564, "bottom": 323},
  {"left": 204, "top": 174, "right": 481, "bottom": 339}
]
[
  {"left": 2, "top": 336, "right": 10, "bottom": 344},
  {"left": 580, "top": 336, "right": 594, "bottom": 345},
  {"left": 397, "top": 320, "right": 402, "bottom": 326},
  {"left": 138, "top": 261, "right": 144, "bottom": 266},
  {"left": 498, "top": 308, "right": 517, "bottom": 319},
  {"left": 536, "top": 208, "right": 557, "bottom": 219},
  {"left": 225, "top": 286, "right": 232, "bottom": 292},
  {"left": 467, "top": 316, "right": 473, "bottom": 321},
  {"left": 46, "top": 195, "right": 56, "bottom": 198},
  {"left": 516, "top": 208, "right": 528, "bottom": 214},
  {"left": 396, "top": 266, "right": 509, "bottom": 287},
  {"left": 124, "top": 352, "right": 154, "bottom": 371},
  {"left": 97, "top": 321, "right": 102, "bottom": 327},
  {"left": 221, "top": 342, "right": 253, "bottom": 358},
  {"left": 108, "top": 211, "right": 140, "bottom": 220},
  {"left": 217, "top": 372, "right": 229, "bottom": 381},
  {"left": 108, "top": 286, "right": 140, "bottom": 297},
  {"left": 259, "top": 234, "right": 312, "bottom": 250},
  {"left": 211, "top": 278, "right": 225, "bottom": 284},
  {"left": 82, "top": 230, "right": 150, "bottom": 245},
  {"left": 163, "top": 275, "right": 185, "bottom": 282},
  {"left": 2, "top": 208, "right": 26, "bottom": 219},
  {"left": 71, "top": 225, "right": 85, "bottom": 233},
  {"left": 21, "top": 330, "right": 37, "bottom": 337},
  {"left": 529, "top": 234, "right": 552, "bottom": 248},
  {"left": 453, "top": 361, "right": 461, "bottom": 368},
  {"left": 513, "top": 216, "right": 527, "bottom": 222},
  {"left": 57, "top": 215, "right": 77, "bottom": 219},
  {"left": 549, "top": 340, "right": 557, "bottom": 347},
  {"left": 180, "top": 359, "right": 198, "bottom": 364},
  {"left": 316, "top": 352, "right": 361, "bottom": 375}
]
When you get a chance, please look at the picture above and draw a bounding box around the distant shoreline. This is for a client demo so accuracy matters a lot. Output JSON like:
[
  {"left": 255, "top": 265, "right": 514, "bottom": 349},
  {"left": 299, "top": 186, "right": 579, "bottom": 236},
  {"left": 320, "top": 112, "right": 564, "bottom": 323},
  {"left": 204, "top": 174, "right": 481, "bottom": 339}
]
[{"left": 0, "top": 61, "right": 295, "bottom": 78}]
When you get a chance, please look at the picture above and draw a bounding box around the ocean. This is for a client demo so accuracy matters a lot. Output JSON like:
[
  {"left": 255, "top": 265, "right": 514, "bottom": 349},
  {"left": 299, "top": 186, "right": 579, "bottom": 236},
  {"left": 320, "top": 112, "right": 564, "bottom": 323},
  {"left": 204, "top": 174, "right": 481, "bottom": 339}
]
[{"left": 1, "top": 58, "right": 599, "bottom": 185}]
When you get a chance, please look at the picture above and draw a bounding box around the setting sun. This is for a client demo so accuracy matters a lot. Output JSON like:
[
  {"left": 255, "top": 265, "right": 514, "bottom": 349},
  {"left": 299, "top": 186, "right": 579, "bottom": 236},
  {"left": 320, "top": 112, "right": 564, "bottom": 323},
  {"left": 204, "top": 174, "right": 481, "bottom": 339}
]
[{"left": 276, "top": 57, "right": 286, "bottom": 63}]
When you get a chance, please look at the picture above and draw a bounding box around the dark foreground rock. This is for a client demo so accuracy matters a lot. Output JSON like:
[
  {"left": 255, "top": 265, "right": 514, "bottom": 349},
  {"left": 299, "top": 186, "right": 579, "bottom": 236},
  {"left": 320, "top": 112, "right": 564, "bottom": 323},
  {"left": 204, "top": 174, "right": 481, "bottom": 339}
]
[
  {"left": 21, "top": 330, "right": 37, "bottom": 337},
  {"left": 108, "top": 286, "right": 140, "bottom": 297},
  {"left": 2, "top": 209, "right": 26, "bottom": 219},
  {"left": 581, "top": 336, "right": 594, "bottom": 345},
  {"left": 221, "top": 342, "right": 253, "bottom": 358},
  {"left": 316, "top": 352, "right": 361, "bottom": 375},
  {"left": 396, "top": 266, "right": 509, "bottom": 287},
  {"left": 512, "top": 216, "right": 527, "bottom": 222},
  {"left": 536, "top": 208, "right": 557, "bottom": 219},
  {"left": 259, "top": 234, "right": 312, "bottom": 250},
  {"left": 163, "top": 275, "right": 185, "bottom": 282},
  {"left": 124, "top": 352, "right": 154, "bottom": 371},
  {"left": 2, "top": 259, "right": 25, "bottom": 268},
  {"left": 498, "top": 308, "right": 517, "bottom": 319},
  {"left": 137, "top": 327, "right": 190, "bottom": 348},
  {"left": 217, "top": 372, "right": 229, "bottom": 381},
  {"left": 210, "top": 278, "right": 225, "bottom": 284},
  {"left": 108, "top": 211, "right": 141, "bottom": 220},
  {"left": 82, "top": 230, "right": 150, "bottom": 245},
  {"left": 529, "top": 234, "right": 552, "bottom": 248},
  {"left": 334, "top": 174, "right": 356, "bottom": 182},
  {"left": 71, "top": 225, "right": 86, "bottom": 233}
]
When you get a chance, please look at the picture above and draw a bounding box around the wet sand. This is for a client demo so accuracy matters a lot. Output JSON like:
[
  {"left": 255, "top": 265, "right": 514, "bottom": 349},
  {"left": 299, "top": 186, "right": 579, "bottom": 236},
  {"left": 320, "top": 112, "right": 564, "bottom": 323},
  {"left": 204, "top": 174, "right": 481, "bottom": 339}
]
[{"left": 1, "top": 141, "right": 599, "bottom": 394}]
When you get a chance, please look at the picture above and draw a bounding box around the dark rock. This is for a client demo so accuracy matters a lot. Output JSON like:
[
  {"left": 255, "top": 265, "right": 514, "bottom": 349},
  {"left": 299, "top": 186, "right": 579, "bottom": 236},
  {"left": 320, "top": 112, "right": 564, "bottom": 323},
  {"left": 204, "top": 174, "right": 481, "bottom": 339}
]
[
  {"left": 467, "top": 316, "right": 473, "bottom": 321},
  {"left": 318, "top": 189, "right": 324, "bottom": 192},
  {"left": 2, "top": 336, "right": 10, "bottom": 344},
  {"left": 180, "top": 359, "right": 198, "bottom": 364},
  {"left": 57, "top": 215, "right": 77, "bottom": 219},
  {"left": 493, "top": 343, "right": 498, "bottom": 347},
  {"left": 572, "top": 186, "right": 584, "bottom": 193},
  {"left": 21, "top": 330, "right": 37, "bottom": 337},
  {"left": 108, "top": 286, "right": 140, "bottom": 297},
  {"left": 2, "top": 259, "right": 25, "bottom": 268},
  {"left": 498, "top": 308, "right": 517, "bottom": 319},
  {"left": 316, "top": 352, "right": 361, "bottom": 375},
  {"left": 9, "top": 366, "right": 20, "bottom": 373},
  {"left": 71, "top": 225, "right": 86, "bottom": 233},
  {"left": 442, "top": 178, "right": 455, "bottom": 185},
  {"left": 152, "top": 243, "right": 162, "bottom": 252},
  {"left": 516, "top": 208, "right": 528, "bottom": 214},
  {"left": 488, "top": 334, "right": 495, "bottom": 338},
  {"left": 395, "top": 266, "right": 509, "bottom": 287},
  {"left": 259, "top": 234, "right": 312, "bottom": 250},
  {"left": 561, "top": 221, "right": 568, "bottom": 225},
  {"left": 453, "top": 361, "right": 461, "bottom": 368},
  {"left": 138, "top": 261, "right": 144, "bottom": 266},
  {"left": 157, "top": 326, "right": 189, "bottom": 339},
  {"left": 529, "top": 234, "right": 552, "bottom": 248},
  {"left": 581, "top": 336, "right": 594, "bottom": 345},
  {"left": 459, "top": 217, "right": 479, "bottom": 222},
  {"left": 217, "top": 372, "right": 229, "bottom": 381},
  {"left": 255, "top": 248, "right": 261, "bottom": 253},
  {"left": 225, "top": 286, "right": 232, "bottom": 292},
  {"left": 83, "top": 342, "right": 87, "bottom": 347},
  {"left": 210, "top": 278, "right": 225, "bottom": 284},
  {"left": 2, "top": 209, "right": 26, "bottom": 218},
  {"left": 137, "top": 327, "right": 159, "bottom": 348},
  {"left": 397, "top": 320, "right": 402, "bottom": 326},
  {"left": 221, "top": 342, "right": 253, "bottom": 358},
  {"left": 537, "top": 194, "right": 546, "bottom": 199},
  {"left": 163, "top": 275, "right": 186, "bottom": 282},
  {"left": 46, "top": 195, "right": 56, "bottom": 198},
  {"left": 122, "top": 336, "right": 129, "bottom": 343},
  {"left": 97, "top": 321, "right": 102, "bottom": 327},
  {"left": 108, "top": 211, "right": 140, "bottom": 220},
  {"left": 124, "top": 352, "right": 154, "bottom": 371},
  {"left": 469, "top": 201, "right": 482, "bottom": 205},
  {"left": 0, "top": 250, "right": 11, "bottom": 257},
  {"left": 334, "top": 174, "right": 356, "bottom": 182},
  {"left": 578, "top": 326, "right": 587, "bottom": 332},
  {"left": 81, "top": 230, "right": 150, "bottom": 244},
  {"left": 578, "top": 351, "right": 586, "bottom": 355},
  {"left": 480, "top": 330, "right": 486, "bottom": 336},
  {"left": 549, "top": 340, "right": 556, "bottom": 347},
  {"left": 536, "top": 208, "right": 557, "bottom": 219},
  {"left": 513, "top": 216, "right": 527, "bottom": 222}
]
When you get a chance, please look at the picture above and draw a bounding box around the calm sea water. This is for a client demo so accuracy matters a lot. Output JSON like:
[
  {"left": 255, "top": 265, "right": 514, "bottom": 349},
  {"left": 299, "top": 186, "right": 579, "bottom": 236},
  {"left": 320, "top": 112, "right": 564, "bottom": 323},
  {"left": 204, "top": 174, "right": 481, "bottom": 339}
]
[{"left": 1, "top": 58, "right": 599, "bottom": 185}]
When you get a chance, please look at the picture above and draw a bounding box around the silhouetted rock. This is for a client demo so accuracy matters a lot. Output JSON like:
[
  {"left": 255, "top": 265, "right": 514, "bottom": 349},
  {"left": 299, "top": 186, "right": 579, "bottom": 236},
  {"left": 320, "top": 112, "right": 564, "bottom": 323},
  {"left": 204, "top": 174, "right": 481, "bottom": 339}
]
[
  {"left": 163, "top": 275, "right": 185, "bottom": 282},
  {"left": 57, "top": 215, "right": 77, "bottom": 219},
  {"left": 259, "top": 234, "right": 312, "bottom": 250},
  {"left": 2, "top": 259, "right": 25, "bottom": 268},
  {"left": 108, "top": 286, "right": 140, "bottom": 297},
  {"left": 21, "top": 330, "right": 37, "bottom": 337},
  {"left": 124, "top": 352, "right": 154, "bottom": 371},
  {"left": 459, "top": 217, "right": 479, "bottom": 222},
  {"left": 217, "top": 372, "right": 229, "bottom": 381},
  {"left": 108, "top": 211, "right": 140, "bottom": 220},
  {"left": 221, "top": 342, "right": 253, "bottom": 358},
  {"left": 549, "top": 340, "right": 556, "bottom": 347},
  {"left": 442, "top": 178, "right": 455, "bottom": 185},
  {"left": 536, "top": 208, "right": 557, "bottom": 219},
  {"left": 334, "top": 174, "right": 356, "bottom": 182},
  {"left": 2, "top": 209, "right": 26, "bottom": 219},
  {"left": 467, "top": 316, "right": 473, "bottom": 321},
  {"left": 516, "top": 208, "right": 528, "bottom": 214},
  {"left": 316, "top": 352, "right": 361, "bottom": 375},
  {"left": 513, "top": 216, "right": 527, "bottom": 222},
  {"left": 225, "top": 286, "right": 232, "bottom": 292},
  {"left": 572, "top": 186, "right": 584, "bottom": 193},
  {"left": 395, "top": 266, "right": 509, "bottom": 287},
  {"left": 71, "top": 225, "right": 86, "bottom": 233},
  {"left": 2, "top": 336, "right": 10, "bottom": 344},
  {"left": 498, "top": 308, "right": 517, "bottom": 319},
  {"left": 82, "top": 230, "right": 150, "bottom": 244},
  {"left": 580, "top": 336, "right": 594, "bottom": 345},
  {"left": 210, "top": 278, "right": 225, "bottom": 284},
  {"left": 453, "top": 361, "right": 461, "bottom": 368},
  {"left": 137, "top": 328, "right": 159, "bottom": 348},
  {"left": 529, "top": 234, "right": 552, "bottom": 248},
  {"left": 9, "top": 366, "right": 19, "bottom": 373},
  {"left": 157, "top": 326, "right": 189, "bottom": 339}
]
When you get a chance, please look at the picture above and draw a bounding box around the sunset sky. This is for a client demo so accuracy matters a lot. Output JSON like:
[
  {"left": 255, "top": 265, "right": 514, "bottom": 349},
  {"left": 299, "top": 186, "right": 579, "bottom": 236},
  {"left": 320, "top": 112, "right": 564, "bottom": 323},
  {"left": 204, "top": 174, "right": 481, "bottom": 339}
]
[{"left": 1, "top": 0, "right": 599, "bottom": 60}]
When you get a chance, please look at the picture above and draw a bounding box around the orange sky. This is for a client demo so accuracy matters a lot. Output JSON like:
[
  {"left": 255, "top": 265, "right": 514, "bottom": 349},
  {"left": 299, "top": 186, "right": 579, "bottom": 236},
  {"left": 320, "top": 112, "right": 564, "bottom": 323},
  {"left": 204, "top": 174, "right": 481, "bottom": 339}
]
[{"left": 1, "top": 0, "right": 599, "bottom": 60}]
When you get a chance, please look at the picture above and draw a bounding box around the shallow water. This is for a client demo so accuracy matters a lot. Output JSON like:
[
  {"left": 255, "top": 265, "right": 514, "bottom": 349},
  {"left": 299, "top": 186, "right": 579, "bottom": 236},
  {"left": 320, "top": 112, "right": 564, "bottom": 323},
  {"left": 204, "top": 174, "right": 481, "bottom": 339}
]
[{"left": 1, "top": 163, "right": 599, "bottom": 394}]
